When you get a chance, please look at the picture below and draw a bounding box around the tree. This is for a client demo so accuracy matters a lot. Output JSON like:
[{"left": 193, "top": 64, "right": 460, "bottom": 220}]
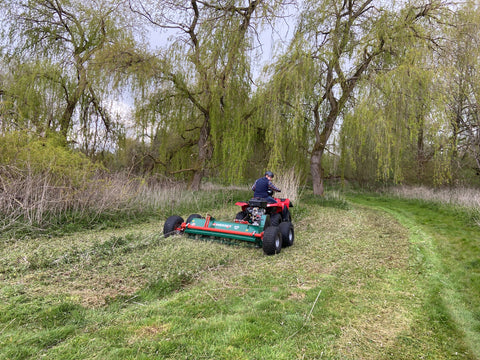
[
  {"left": 339, "top": 56, "right": 444, "bottom": 185},
  {"left": 442, "top": 1, "right": 480, "bottom": 181},
  {"left": 267, "top": 0, "right": 445, "bottom": 195},
  {"left": 128, "top": 0, "right": 289, "bottom": 189},
  {"left": 1, "top": 0, "right": 133, "bottom": 146}
]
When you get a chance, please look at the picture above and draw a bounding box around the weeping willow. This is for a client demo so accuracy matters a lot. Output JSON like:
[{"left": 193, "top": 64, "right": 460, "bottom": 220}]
[
  {"left": 340, "top": 48, "right": 452, "bottom": 186},
  {"left": 255, "top": 46, "right": 316, "bottom": 179},
  {"left": 129, "top": 0, "right": 279, "bottom": 185}
]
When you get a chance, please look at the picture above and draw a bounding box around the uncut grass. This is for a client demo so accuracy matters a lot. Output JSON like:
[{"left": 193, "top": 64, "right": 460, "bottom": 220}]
[{"left": 0, "top": 197, "right": 474, "bottom": 359}]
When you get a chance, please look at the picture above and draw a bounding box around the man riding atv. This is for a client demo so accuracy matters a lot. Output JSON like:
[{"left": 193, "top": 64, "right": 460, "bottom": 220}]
[{"left": 251, "top": 171, "right": 281, "bottom": 203}]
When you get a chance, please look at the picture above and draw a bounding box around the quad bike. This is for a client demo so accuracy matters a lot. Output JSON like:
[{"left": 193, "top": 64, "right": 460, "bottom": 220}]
[{"left": 163, "top": 193, "right": 294, "bottom": 255}]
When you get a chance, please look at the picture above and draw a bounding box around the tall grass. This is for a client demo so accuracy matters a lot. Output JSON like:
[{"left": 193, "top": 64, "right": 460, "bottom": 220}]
[
  {"left": 274, "top": 168, "right": 302, "bottom": 203},
  {"left": 0, "top": 167, "right": 251, "bottom": 236},
  {"left": 389, "top": 185, "right": 480, "bottom": 226},
  {"left": 389, "top": 185, "right": 480, "bottom": 208},
  {"left": 0, "top": 168, "right": 154, "bottom": 231}
]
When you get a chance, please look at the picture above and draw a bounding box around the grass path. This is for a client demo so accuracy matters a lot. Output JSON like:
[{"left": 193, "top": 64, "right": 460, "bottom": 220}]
[
  {"left": 349, "top": 194, "right": 480, "bottom": 359},
  {"left": 0, "top": 193, "right": 479, "bottom": 359}
]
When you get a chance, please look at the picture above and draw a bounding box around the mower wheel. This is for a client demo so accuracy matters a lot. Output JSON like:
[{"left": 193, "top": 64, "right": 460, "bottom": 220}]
[
  {"left": 279, "top": 221, "right": 294, "bottom": 247},
  {"left": 163, "top": 215, "right": 184, "bottom": 238},
  {"left": 186, "top": 214, "right": 202, "bottom": 223},
  {"left": 262, "top": 226, "right": 282, "bottom": 255},
  {"left": 270, "top": 213, "right": 282, "bottom": 226}
]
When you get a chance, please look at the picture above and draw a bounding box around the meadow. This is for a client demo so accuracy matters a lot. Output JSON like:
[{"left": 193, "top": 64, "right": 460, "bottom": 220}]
[{"left": 0, "top": 184, "right": 479, "bottom": 359}]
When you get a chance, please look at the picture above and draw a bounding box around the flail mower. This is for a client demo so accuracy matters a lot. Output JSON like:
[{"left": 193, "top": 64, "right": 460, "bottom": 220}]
[{"left": 163, "top": 195, "right": 294, "bottom": 255}]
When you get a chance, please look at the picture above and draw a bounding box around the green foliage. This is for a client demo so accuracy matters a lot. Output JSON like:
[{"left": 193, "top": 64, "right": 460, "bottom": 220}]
[
  {"left": 1, "top": 0, "right": 136, "bottom": 148},
  {"left": 1, "top": 60, "right": 74, "bottom": 136},
  {"left": 1, "top": 0, "right": 480, "bottom": 190},
  {"left": 340, "top": 39, "right": 452, "bottom": 185},
  {"left": 0, "top": 132, "right": 99, "bottom": 184},
  {"left": 255, "top": 48, "right": 314, "bottom": 176}
]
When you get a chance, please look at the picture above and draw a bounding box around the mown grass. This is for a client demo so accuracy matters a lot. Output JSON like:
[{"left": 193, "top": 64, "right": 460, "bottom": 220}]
[
  {"left": 349, "top": 193, "right": 480, "bottom": 358},
  {"left": 0, "top": 189, "right": 479, "bottom": 359}
]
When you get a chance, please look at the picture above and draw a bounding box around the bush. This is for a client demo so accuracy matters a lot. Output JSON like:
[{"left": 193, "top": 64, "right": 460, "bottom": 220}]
[
  {"left": 0, "top": 132, "right": 252, "bottom": 236},
  {"left": 0, "top": 132, "right": 102, "bottom": 232}
]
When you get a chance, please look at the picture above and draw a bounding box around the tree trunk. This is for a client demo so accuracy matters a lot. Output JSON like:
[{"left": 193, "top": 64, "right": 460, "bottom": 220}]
[
  {"left": 310, "top": 148, "right": 324, "bottom": 196},
  {"left": 59, "top": 61, "right": 88, "bottom": 140},
  {"left": 310, "top": 103, "right": 337, "bottom": 196},
  {"left": 416, "top": 118, "right": 425, "bottom": 180},
  {"left": 60, "top": 100, "right": 77, "bottom": 139},
  {"left": 190, "top": 116, "right": 212, "bottom": 190}
]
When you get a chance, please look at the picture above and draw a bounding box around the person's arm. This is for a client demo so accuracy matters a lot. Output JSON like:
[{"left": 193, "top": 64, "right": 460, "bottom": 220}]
[{"left": 268, "top": 181, "right": 281, "bottom": 192}]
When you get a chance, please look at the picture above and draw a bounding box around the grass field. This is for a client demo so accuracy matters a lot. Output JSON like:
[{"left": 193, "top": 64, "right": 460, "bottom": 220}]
[{"left": 1, "top": 190, "right": 479, "bottom": 359}]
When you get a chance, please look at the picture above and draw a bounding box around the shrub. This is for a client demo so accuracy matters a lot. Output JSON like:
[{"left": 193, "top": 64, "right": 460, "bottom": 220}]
[{"left": 0, "top": 132, "right": 102, "bottom": 231}]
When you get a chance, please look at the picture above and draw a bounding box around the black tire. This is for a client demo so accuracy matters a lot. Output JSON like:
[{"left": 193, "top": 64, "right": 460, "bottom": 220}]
[
  {"left": 263, "top": 214, "right": 271, "bottom": 228},
  {"left": 282, "top": 208, "right": 292, "bottom": 222},
  {"left": 186, "top": 214, "right": 202, "bottom": 223},
  {"left": 270, "top": 213, "right": 282, "bottom": 226},
  {"left": 163, "top": 215, "right": 184, "bottom": 238},
  {"left": 262, "top": 226, "right": 282, "bottom": 255},
  {"left": 279, "top": 221, "right": 294, "bottom": 247},
  {"left": 235, "top": 211, "right": 248, "bottom": 221}
]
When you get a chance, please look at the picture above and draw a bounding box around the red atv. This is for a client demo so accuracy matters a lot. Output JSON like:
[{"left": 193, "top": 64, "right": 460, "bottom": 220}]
[
  {"left": 234, "top": 192, "right": 294, "bottom": 247},
  {"left": 163, "top": 191, "right": 294, "bottom": 255}
]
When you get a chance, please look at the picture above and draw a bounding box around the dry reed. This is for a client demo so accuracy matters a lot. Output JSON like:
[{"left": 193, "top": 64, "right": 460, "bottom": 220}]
[
  {"left": 0, "top": 166, "right": 188, "bottom": 230},
  {"left": 274, "top": 168, "right": 302, "bottom": 203},
  {"left": 390, "top": 185, "right": 480, "bottom": 209}
]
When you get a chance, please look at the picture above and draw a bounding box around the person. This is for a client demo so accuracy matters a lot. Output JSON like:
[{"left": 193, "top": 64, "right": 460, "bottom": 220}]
[{"left": 251, "top": 171, "right": 281, "bottom": 203}]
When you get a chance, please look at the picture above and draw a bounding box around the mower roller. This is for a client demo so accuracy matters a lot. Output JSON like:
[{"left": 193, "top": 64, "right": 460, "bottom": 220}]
[{"left": 163, "top": 197, "right": 294, "bottom": 255}]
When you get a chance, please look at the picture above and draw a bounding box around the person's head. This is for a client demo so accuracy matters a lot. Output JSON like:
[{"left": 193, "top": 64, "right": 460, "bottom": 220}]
[{"left": 264, "top": 171, "right": 274, "bottom": 180}]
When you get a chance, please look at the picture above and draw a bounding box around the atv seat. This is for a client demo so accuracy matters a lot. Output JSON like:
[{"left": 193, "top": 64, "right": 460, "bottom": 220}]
[{"left": 248, "top": 199, "right": 268, "bottom": 208}]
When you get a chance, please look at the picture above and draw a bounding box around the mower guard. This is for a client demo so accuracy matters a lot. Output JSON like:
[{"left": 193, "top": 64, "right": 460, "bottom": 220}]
[{"left": 183, "top": 214, "right": 268, "bottom": 245}]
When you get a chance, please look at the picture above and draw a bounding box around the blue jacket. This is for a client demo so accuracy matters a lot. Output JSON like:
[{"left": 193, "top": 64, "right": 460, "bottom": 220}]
[{"left": 252, "top": 176, "right": 281, "bottom": 199}]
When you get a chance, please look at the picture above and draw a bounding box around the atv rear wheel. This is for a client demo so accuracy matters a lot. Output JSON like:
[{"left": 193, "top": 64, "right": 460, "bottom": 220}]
[
  {"left": 279, "top": 221, "right": 294, "bottom": 247},
  {"left": 163, "top": 215, "right": 184, "bottom": 238},
  {"left": 262, "top": 226, "right": 282, "bottom": 255},
  {"left": 270, "top": 213, "right": 282, "bottom": 226}
]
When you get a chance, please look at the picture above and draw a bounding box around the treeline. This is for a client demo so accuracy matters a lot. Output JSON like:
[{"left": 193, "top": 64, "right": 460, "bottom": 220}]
[{"left": 1, "top": 0, "right": 479, "bottom": 196}]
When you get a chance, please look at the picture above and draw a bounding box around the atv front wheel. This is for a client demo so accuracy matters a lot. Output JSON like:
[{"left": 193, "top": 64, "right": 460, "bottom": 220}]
[
  {"left": 163, "top": 215, "right": 184, "bottom": 238},
  {"left": 262, "top": 226, "right": 282, "bottom": 255}
]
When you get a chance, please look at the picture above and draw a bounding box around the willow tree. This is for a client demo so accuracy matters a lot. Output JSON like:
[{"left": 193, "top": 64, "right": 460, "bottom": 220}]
[
  {"left": 128, "top": 0, "right": 287, "bottom": 189},
  {"left": 339, "top": 51, "right": 448, "bottom": 185},
  {"left": 267, "top": 0, "right": 445, "bottom": 195},
  {"left": 442, "top": 1, "right": 480, "bottom": 181},
  {"left": 1, "top": 0, "right": 133, "bottom": 146}
]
